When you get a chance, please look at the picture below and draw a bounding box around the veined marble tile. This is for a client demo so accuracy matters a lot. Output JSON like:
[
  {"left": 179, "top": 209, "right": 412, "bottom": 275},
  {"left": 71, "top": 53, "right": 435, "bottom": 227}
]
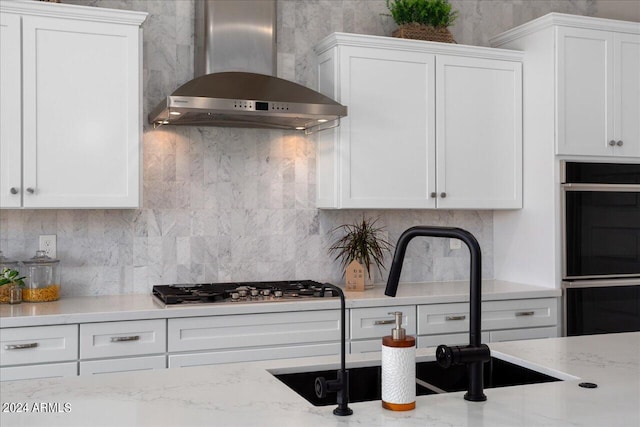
[{"left": 5, "top": 0, "right": 605, "bottom": 295}]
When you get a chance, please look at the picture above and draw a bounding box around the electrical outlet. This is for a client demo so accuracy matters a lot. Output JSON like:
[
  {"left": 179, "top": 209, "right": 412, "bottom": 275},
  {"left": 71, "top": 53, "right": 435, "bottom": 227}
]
[
  {"left": 449, "top": 238, "right": 461, "bottom": 250},
  {"left": 39, "top": 235, "right": 57, "bottom": 258}
]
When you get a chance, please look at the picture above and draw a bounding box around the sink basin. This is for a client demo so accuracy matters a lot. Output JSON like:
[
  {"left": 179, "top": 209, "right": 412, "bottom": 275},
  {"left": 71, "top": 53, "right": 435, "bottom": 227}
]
[
  {"left": 273, "top": 357, "right": 561, "bottom": 406},
  {"left": 275, "top": 365, "right": 436, "bottom": 406}
]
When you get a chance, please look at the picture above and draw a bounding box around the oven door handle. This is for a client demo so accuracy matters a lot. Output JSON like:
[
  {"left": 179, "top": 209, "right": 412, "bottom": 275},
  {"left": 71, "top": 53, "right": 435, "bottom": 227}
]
[{"left": 562, "top": 183, "right": 640, "bottom": 192}]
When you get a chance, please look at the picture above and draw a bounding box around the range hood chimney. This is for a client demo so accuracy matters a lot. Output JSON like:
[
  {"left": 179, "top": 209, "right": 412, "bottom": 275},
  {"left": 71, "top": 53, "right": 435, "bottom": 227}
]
[{"left": 149, "top": 0, "right": 347, "bottom": 133}]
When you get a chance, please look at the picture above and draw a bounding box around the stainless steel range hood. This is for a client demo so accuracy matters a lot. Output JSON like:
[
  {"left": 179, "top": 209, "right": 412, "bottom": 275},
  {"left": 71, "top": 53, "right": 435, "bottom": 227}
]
[{"left": 149, "top": 0, "right": 347, "bottom": 132}]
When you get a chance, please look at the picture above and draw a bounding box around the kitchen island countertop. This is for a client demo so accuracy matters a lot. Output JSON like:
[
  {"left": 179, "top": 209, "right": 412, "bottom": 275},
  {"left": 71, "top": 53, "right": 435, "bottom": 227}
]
[
  {"left": 1, "top": 332, "right": 638, "bottom": 427},
  {"left": 0, "top": 280, "right": 560, "bottom": 327}
]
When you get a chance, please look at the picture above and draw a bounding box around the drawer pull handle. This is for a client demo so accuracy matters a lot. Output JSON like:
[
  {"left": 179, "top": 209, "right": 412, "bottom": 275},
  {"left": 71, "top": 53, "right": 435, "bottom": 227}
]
[
  {"left": 5, "top": 343, "right": 38, "bottom": 350},
  {"left": 374, "top": 319, "right": 395, "bottom": 325},
  {"left": 445, "top": 315, "right": 466, "bottom": 321},
  {"left": 516, "top": 311, "right": 535, "bottom": 317},
  {"left": 110, "top": 335, "right": 140, "bottom": 342}
]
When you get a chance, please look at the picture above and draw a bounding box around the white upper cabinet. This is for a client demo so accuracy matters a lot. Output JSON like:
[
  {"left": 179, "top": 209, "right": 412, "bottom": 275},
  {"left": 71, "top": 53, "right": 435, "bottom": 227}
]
[
  {"left": 0, "top": 12, "right": 22, "bottom": 209},
  {"left": 315, "top": 33, "right": 523, "bottom": 209},
  {"left": 557, "top": 27, "right": 640, "bottom": 157},
  {"left": 0, "top": 1, "right": 147, "bottom": 209},
  {"left": 436, "top": 55, "right": 522, "bottom": 209}
]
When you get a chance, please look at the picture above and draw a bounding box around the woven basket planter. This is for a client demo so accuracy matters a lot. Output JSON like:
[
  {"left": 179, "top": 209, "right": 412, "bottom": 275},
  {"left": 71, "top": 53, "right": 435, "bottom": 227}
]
[{"left": 392, "top": 23, "right": 456, "bottom": 43}]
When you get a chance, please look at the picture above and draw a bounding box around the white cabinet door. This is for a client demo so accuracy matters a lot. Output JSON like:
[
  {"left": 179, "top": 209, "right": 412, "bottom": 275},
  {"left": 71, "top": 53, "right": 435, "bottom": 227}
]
[
  {"left": 613, "top": 32, "right": 640, "bottom": 157},
  {"left": 435, "top": 55, "right": 522, "bottom": 209},
  {"left": 556, "top": 27, "right": 616, "bottom": 157},
  {"left": 20, "top": 14, "right": 141, "bottom": 208},
  {"left": 316, "top": 34, "right": 523, "bottom": 209},
  {"left": 334, "top": 46, "right": 435, "bottom": 209},
  {"left": 556, "top": 27, "right": 639, "bottom": 158},
  {"left": 0, "top": 12, "right": 22, "bottom": 208}
]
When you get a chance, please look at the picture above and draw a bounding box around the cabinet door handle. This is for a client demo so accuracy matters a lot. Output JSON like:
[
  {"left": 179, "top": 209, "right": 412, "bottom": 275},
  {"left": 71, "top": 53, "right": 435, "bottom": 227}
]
[
  {"left": 515, "top": 311, "right": 535, "bottom": 317},
  {"left": 110, "top": 335, "right": 140, "bottom": 342},
  {"left": 374, "top": 319, "right": 395, "bottom": 325},
  {"left": 9, "top": 187, "right": 18, "bottom": 195},
  {"left": 616, "top": 140, "right": 623, "bottom": 147},
  {"left": 608, "top": 140, "right": 616, "bottom": 146},
  {"left": 26, "top": 187, "right": 35, "bottom": 194},
  {"left": 5, "top": 343, "right": 38, "bottom": 350},
  {"left": 440, "top": 192, "right": 447, "bottom": 198},
  {"left": 445, "top": 315, "right": 466, "bottom": 321},
  {"left": 430, "top": 192, "right": 437, "bottom": 198}
]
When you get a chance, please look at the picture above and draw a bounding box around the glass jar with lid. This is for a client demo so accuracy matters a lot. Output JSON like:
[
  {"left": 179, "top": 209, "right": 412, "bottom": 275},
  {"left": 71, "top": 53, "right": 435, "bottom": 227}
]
[
  {"left": 0, "top": 251, "right": 22, "bottom": 304},
  {"left": 22, "top": 250, "right": 61, "bottom": 302}
]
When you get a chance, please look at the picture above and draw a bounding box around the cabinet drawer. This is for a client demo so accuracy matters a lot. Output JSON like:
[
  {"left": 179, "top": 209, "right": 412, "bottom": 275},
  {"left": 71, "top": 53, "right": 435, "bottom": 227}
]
[
  {"left": 350, "top": 339, "right": 383, "bottom": 354},
  {"left": 350, "top": 306, "right": 416, "bottom": 340},
  {"left": 168, "top": 310, "right": 342, "bottom": 353},
  {"left": 168, "top": 342, "right": 340, "bottom": 368},
  {"left": 418, "top": 298, "right": 558, "bottom": 335},
  {"left": 0, "top": 325, "right": 78, "bottom": 366},
  {"left": 0, "top": 362, "right": 77, "bottom": 382},
  {"left": 482, "top": 298, "right": 557, "bottom": 330},
  {"left": 80, "top": 319, "right": 166, "bottom": 359},
  {"left": 80, "top": 355, "right": 166, "bottom": 375},
  {"left": 417, "top": 303, "right": 469, "bottom": 335},
  {"left": 488, "top": 326, "right": 557, "bottom": 343}
]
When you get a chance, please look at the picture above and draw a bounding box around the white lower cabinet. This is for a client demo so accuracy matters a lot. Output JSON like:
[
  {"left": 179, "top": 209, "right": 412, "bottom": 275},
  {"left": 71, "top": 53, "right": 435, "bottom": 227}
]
[
  {"left": 0, "top": 324, "right": 79, "bottom": 382},
  {"left": 78, "top": 319, "right": 167, "bottom": 375},
  {"left": 80, "top": 355, "right": 166, "bottom": 375},
  {"left": 417, "top": 298, "right": 558, "bottom": 349},
  {"left": 167, "top": 310, "right": 343, "bottom": 367},
  {"left": 1, "top": 362, "right": 77, "bottom": 382},
  {"left": 349, "top": 306, "right": 416, "bottom": 354},
  {"left": 168, "top": 343, "right": 340, "bottom": 368}
]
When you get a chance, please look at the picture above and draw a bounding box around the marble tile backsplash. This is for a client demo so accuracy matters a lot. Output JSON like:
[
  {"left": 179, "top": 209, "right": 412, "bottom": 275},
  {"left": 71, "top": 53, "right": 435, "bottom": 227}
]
[{"left": 1, "top": 0, "right": 610, "bottom": 296}]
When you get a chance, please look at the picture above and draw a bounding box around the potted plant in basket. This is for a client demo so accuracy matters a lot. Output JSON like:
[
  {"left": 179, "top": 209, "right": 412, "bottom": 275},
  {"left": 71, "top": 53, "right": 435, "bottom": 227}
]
[
  {"left": 328, "top": 216, "right": 392, "bottom": 291},
  {"left": 386, "top": 0, "right": 458, "bottom": 43}
]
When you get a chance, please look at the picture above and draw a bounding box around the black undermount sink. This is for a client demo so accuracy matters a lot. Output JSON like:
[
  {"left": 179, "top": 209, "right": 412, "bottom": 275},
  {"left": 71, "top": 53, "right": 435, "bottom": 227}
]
[{"left": 274, "top": 357, "right": 561, "bottom": 406}]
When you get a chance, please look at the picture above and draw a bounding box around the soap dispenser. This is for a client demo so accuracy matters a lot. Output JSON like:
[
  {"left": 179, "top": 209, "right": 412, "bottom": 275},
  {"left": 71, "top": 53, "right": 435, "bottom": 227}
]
[{"left": 381, "top": 311, "right": 416, "bottom": 411}]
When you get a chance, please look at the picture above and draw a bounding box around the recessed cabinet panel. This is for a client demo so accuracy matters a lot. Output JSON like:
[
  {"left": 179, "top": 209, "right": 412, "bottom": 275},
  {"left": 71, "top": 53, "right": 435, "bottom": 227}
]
[
  {"left": 80, "top": 320, "right": 166, "bottom": 359},
  {"left": 22, "top": 16, "right": 140, "bottom": 208},
  {"left": 340, "top": 48, "right": 435, "bottom": 208},
  {"left": 0, "top": 324, "right": 78, "bottom": 366},
  {"left": 615, "top": 33, "right": 640, "bottom": 157},
  {"left": 0, "top": 13, "right": 22, "bottom": 208},
  {"left": 556, "top": 27, "right": 612, "bottom": 156},
  {"left": 436, "top": 55, "right": 522, "bottom": 209}
]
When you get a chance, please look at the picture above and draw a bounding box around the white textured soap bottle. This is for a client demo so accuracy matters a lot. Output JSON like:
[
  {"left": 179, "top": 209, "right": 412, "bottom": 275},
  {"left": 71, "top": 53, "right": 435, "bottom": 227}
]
[{"left": 381, "top": 311, "right": 416, "bottom": 411}]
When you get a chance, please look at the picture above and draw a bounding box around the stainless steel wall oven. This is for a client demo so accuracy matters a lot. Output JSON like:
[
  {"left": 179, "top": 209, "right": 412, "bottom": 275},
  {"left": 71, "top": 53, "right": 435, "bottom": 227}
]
[{"left": 561, "top": 161, "right": 640, "bottom": 336}]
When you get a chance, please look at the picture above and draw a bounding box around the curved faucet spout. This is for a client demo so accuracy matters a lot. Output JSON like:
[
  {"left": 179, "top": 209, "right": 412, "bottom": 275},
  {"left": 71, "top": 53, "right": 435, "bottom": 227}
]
[{"left": 384, "top": 226, "right": 489, "bottom": 402}]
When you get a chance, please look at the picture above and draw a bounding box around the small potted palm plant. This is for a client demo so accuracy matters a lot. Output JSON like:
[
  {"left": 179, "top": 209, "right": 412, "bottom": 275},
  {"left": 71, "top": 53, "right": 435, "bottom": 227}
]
[
  {"left": 386, "top": 0, "right": 458, "bottom": 43},
  {"left": 328, "top": 216, "right": 392, "bottom": 291}
]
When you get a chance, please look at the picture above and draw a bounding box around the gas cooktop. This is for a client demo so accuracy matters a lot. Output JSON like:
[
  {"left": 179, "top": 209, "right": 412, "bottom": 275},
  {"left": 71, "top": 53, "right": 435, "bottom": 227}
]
[{"left": 152, "top": 280, "right": 338, "bottom": 305}]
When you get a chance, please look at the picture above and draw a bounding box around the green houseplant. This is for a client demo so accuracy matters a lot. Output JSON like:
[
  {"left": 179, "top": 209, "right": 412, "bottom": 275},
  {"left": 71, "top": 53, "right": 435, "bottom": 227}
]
[
  {"left": 386, "top": 0, "right": 458, "bottom": 43},
  {"left": 328, "top": 216, "right": 392, "bottom": 289},
  {"left": 0, "top": 268, "right": 26, "bottom": 304}
]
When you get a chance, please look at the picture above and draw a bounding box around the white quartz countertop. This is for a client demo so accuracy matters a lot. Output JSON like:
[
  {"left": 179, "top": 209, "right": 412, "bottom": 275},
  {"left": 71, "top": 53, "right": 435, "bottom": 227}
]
[
  {"left": 0, "top": 280, "right": 560, "bottom": 328},
  {"left": 1, "top": 332, "right": 638, "bottom": 427}
]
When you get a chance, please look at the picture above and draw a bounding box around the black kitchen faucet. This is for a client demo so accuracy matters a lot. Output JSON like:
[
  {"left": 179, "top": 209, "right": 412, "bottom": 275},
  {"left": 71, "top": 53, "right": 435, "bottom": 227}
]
[
  {"left": 314, "top": 283, "right": 352, "bottom": 416},
  {"left": 385, "top": 226, "right": 491, "bottom": 402}
]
